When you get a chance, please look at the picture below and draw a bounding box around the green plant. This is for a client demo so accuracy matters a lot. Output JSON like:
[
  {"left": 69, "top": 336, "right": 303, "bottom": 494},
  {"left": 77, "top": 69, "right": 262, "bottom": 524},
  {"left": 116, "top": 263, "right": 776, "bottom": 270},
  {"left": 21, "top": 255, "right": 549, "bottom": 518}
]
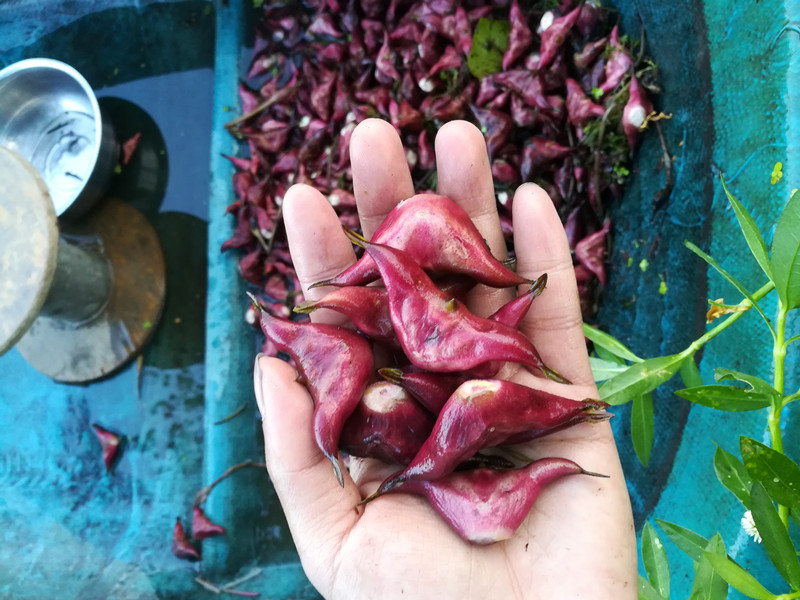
[{"left": 588, "top": 176, "right": 800, "bottom": 599}]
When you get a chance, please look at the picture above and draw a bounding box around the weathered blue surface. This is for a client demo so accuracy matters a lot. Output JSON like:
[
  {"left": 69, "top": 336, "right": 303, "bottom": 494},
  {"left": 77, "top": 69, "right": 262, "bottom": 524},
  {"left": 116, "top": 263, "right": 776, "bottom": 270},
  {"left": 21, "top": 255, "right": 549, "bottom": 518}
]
[
  {"left": 202, "top": 1, "right": 318, "bottom": 594},
  {"left": 602, "top": 0, "right": 800, "bottom": 597},
  {"left": 0, "top": 2, "right": 218, "bottom": 598}
]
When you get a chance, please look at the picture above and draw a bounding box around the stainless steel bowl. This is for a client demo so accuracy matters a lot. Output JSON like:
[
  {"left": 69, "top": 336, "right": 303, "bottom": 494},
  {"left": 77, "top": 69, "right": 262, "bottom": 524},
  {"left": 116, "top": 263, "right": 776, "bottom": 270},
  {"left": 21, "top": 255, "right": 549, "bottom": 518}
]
[{"left": 0, "top": 58, "right": 118, "bottom": 219}]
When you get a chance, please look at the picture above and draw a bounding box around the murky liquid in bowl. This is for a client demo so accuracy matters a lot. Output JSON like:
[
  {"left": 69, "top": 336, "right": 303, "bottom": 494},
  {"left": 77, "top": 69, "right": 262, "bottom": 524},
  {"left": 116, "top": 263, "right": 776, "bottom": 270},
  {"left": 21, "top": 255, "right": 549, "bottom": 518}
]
[{"left": 30, "top": 111, "right": 96, "bottom": 213}]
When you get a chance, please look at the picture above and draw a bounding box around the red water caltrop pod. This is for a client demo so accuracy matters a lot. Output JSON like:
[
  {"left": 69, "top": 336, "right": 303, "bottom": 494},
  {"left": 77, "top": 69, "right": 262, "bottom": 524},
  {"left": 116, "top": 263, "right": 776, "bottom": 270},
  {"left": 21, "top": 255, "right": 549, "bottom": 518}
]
[
  {"left": 398, "top": 458, "right": 590, "bottom": 544},
  {"left": 192, "top": 506, "right": 226, "bottom": 540},
  {"left": 599, "top": 26, "right": 633, "bottom": 94},
  {"left": 575, "top": 220, "right": 611, "bottom": 286},
  {"left": 574, "top": 35, "right": 608, "bottom": 70},
  {"left": 339, "top": 381, "right": 434, "bottom": 465},
  {"left": 293, "top": 285, "right": 400, "bottom": 350},
  {"left": 371, "top": 379, "right": 609, "bottom": 497},
  {"left": 565, "top": 78, "right": 606, "bottom": 128},
  {"left": 92, "top": 424, "right": 122, "bottom": 472},
  {"left": 622, "top": 76, "right": 654, "bottom": 148},
  {"left": 488, "top": 273, "right": 548, "bottom": 330},
  {"left": 362, "top": 242, "right": 548, "bottom": 375},
  {"left": 538, "top": 5, "right": 584, "bottom": 69},
  {"left": 379, "top": 367, "right": 468, "bottom": 415},
  {"left": 314, "top": 195, "right": 528, "bottom": 289},
  {"left": 172, "top": 517, "right": 201, "bottom": 561},
  {"left": 250, "top": 295, "right": 374, "bottom": 486},
  {"left": 502, "top": 0, "right": 534, "bottom": 71}
]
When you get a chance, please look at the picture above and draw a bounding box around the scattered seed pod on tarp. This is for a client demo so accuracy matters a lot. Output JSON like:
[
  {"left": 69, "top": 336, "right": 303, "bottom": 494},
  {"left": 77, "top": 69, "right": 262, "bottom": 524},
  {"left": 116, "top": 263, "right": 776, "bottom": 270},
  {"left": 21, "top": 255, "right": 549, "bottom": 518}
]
[
  {"left": 192, "top": 506, "right": 226, "bottom": 540},
  {"left": 92, "top": 424, "right": 122, "bottom": 472},
  {"left": 172, "top": 517, "right": 201, "bottom": 562}
]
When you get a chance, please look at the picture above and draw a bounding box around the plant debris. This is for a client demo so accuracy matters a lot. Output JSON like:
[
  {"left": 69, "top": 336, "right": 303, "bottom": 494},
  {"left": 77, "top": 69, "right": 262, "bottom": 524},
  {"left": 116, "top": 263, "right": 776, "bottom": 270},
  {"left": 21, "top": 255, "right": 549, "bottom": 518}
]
[
  {"left": 92, "top": 423, "right": 122, "bottom": 472},
  {"left": 224, "top": 0, "right": 662, "bottom": 349}
]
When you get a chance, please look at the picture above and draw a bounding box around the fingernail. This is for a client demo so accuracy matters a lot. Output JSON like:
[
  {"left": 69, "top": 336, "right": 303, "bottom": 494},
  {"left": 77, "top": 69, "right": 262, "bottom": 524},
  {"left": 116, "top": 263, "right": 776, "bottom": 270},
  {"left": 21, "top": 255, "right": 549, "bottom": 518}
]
[{"left": 253, "top": 353, "right": 266, "bottom": 418}]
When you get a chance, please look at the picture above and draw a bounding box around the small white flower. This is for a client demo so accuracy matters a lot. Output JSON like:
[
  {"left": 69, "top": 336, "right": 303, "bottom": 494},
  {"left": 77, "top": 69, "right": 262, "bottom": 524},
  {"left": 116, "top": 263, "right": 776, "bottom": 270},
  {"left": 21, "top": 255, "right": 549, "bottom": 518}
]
[
  {"left": 497, "top": 191, "right": 509, "bottom": 206},
  {"left": 741, "top": 510, "right": 762, "bottom": 543}
]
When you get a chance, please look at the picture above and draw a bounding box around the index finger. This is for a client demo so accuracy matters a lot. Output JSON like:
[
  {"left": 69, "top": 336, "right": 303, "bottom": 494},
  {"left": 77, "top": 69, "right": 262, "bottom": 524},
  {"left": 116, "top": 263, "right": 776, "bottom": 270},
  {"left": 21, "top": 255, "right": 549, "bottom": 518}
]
[{"left": 283, "top": 183, "right": 356, "bottom": 325}]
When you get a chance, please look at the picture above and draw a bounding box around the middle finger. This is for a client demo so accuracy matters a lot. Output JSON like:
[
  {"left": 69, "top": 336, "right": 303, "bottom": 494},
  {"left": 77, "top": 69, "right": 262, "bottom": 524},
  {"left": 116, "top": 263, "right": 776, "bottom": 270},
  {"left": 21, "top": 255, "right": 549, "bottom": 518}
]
[
  {"left": 350, "top": 118, "right": 416, "bottom": 240},
  {"left": 435, "top": 120, "right": 514, "bottom": 317}
]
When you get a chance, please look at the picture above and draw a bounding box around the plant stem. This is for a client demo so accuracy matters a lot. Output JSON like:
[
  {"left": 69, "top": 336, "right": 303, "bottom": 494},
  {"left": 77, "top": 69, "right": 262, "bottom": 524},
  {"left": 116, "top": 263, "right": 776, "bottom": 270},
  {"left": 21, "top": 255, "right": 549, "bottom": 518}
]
[
  {"left": 683, "top": 281, "right": 775, "bottom": 357},
  {"left": 771, "top": 299, "right": 790, "bottom": 528}
]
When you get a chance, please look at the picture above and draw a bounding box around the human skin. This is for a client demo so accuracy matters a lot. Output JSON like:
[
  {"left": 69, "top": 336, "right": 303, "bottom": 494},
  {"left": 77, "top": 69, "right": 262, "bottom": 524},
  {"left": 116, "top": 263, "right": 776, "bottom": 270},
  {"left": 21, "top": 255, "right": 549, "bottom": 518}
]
[{"left": 253, "top": 118, "right": 638, "bottom": 599}]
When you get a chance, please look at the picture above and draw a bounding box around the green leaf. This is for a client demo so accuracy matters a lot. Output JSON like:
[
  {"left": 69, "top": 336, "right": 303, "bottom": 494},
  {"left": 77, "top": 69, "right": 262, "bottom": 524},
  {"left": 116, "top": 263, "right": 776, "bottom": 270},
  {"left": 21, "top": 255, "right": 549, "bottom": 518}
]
[
  {"left": 594, "top": 343, "right": 626, "bottom": 364},
  {"left": 720, "top": 177, "right": 773, "bottom": 282},
  {"left": 750, "top": 481, "right": 800, "bottom": 590},
  {"left": 770, "top": 188, "right": 800, "bottom": 309},
  {"left": 714, "top": 445, "right": 753, "bottom": 507},
  {"left": 632, "top": 393, "right": 655, "bottom": 467},
  {"left": 740, "top": 437, "right": 800, "bottom": 510},
  {"left": 598, "top": 354, "right": 684, "bottom": 406},
  {"left": 714, "top": 369, "right": 779, "bottom": 396},
  {"left": 467, "top": 18, "right": 510, "bottom": 78},
  {"left": 656, "top": 519, "right": 709, "bottom": 563},
  {"left": 582, "top": 323, "right": 643, "bottom": 363},
  {"left": 684, "top": 240, "right": 774, "bottom": 334},
  {"left": 680, "top": 357, "right": 704, "bottom": 388},
  {"left": 675, "top": 385, "right": 773, "bottom": 412},
  {"left": 690, "top": 534, "right": 728, "bottom": 600},
  {"left": 638, "top": 575, "right": 666, "bottom": 600},
  {"left": 703, "top": 552, "right": 775, "bottom": 599},
  {"left": 642, "top": 521, "right": 670, "bottom": 599},
  {"left": 589, "top": 356, "right": 629, "bottom": 382}
]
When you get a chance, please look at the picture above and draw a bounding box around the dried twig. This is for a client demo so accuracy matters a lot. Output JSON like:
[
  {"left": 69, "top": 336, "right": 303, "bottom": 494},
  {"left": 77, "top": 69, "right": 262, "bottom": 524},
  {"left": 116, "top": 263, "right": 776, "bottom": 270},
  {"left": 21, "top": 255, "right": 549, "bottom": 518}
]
[
  {"left": 196, "top": 577, "right": 222, "bottom": 594},
  {"left": 223, "top": 569, "right": 263, "bottom": 590},
  {"left": 651, "top": 120, "right": 674, "bottom": 211},
  {"left": 194, "top": 461, "right": 267, "bottom": 506},
  {"left": 214, "top": 404, "right": 247, "bottom": 425},
  {"left": 196, "top": 577, "right": 261, "bottom": 597},
  {"left": 224, "top": 84, "right": 299, "bottom": 133}
]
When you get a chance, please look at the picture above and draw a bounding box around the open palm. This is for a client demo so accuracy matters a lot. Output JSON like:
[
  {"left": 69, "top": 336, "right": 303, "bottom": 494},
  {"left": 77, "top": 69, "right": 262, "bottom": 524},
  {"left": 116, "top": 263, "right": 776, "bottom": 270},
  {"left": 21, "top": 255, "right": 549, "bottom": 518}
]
[{"left": 254, "top": 119, "right": 637, "bottom": 599}]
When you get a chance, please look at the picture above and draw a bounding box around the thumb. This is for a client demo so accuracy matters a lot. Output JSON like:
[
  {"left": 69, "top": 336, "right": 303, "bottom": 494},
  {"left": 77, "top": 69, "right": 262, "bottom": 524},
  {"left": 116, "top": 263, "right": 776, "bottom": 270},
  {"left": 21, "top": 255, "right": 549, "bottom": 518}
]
[{"left": 254, "top": 354, "right": 361, "bottom": 590}]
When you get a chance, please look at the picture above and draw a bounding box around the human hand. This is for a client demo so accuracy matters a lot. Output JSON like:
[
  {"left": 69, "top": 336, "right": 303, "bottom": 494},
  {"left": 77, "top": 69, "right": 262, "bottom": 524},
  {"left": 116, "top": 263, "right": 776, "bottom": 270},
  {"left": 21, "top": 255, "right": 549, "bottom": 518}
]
[{"left": 254, "top": 119, "right": 637, "bottom": 599}]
